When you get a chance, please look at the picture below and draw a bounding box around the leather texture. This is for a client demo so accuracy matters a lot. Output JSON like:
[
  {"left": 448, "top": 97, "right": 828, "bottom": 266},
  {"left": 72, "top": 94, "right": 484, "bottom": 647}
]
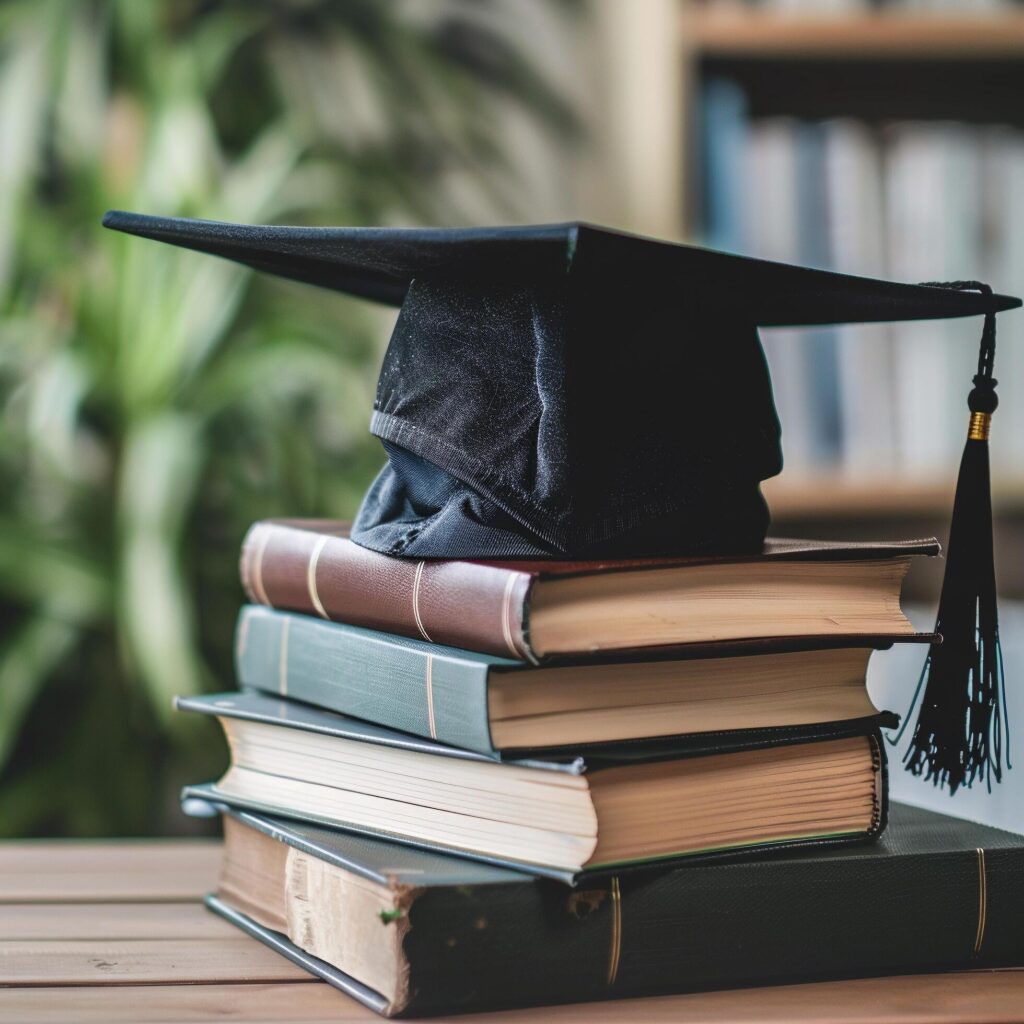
[
  {"left": 203, "top": 802, "right": 1024, "bottom": 1017},
  {"left": 240, "top": 519, "right": 939, "bottom": 661},
  {"left": 104, "top": 210, "right": 1017, "bottom": 561},
  {"left": 240, "top": 519, "right": 534, "bottom": 660}
]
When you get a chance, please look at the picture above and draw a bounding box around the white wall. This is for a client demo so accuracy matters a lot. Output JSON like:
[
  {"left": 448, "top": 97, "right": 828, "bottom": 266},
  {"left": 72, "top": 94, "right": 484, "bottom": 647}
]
[{"left": 869, "top": 602, "right": 1024, "bottom": 833}]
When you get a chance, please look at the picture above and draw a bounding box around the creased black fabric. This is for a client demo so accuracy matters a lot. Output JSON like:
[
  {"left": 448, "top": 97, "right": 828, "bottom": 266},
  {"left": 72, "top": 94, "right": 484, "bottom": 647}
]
[
  {"left": 354, "top": 443, "right": 556, "bottom": 557},
  {"left": 352, "top": 262, "right": 781, "bottom": 558}
]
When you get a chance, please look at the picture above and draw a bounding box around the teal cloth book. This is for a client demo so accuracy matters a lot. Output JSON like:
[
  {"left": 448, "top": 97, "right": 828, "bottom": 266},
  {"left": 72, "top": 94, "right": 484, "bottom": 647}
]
[
  {"left": 234, "top": 604, "right": 905, "bottom": 757},
  {"left": 178, "top": 690, "right": 890, "bottom": 883}
]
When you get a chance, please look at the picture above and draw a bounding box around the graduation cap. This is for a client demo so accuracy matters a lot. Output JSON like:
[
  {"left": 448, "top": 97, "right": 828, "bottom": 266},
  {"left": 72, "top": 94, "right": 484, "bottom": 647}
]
[{"left": 103, "top": 211, "right": 1017, "bottom": 795}]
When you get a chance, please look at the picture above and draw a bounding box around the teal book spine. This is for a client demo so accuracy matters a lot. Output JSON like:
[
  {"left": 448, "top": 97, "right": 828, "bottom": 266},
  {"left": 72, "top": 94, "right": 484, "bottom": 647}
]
[{"left": 235, "top": 605, "right": 514, "bottom": 756}]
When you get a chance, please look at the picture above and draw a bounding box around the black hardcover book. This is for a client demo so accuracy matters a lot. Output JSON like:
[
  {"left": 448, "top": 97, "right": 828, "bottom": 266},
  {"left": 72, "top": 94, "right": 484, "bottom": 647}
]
[{"left": 193, "top": 802, "right": 1024, "bottom": 1018}]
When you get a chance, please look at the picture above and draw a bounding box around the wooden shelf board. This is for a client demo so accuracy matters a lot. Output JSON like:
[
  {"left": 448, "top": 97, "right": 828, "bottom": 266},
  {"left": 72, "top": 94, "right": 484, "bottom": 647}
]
[
  {"left": 763, "top": 476, "right": 1024, "bottom": 519},
  {"left": 686, "top": 10, "right": 1024, "bottom": 59}
]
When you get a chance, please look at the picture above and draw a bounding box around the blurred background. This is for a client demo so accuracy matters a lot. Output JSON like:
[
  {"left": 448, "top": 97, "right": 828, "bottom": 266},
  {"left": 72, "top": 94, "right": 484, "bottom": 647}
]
[{"left": 2, "top": 0, "right": 1023, "bottom": 838}]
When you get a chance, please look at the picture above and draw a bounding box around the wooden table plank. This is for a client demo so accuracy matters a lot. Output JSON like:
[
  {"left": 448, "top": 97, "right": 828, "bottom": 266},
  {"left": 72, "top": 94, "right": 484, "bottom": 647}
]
[
  {"left": 2, "top": 971, "right": 1024, "bottom": 1023},
  {"left": 2, "top": 843, "right": 1022, "bottom": 1022},
  {"left": 0, "top": 938, "right": 314, "bottom": 985},
  {"left": 0, "top": 983, "right": 356, "bottom": 1024},
  {"left": 483, "top": 971, "right": 1024, "bottom": 1024},
  {"left": 0, "top": 842, "right": 220, "bottom": 903},
  {"left": 0, "top": 903, "right": 235, "bottom": 940}
]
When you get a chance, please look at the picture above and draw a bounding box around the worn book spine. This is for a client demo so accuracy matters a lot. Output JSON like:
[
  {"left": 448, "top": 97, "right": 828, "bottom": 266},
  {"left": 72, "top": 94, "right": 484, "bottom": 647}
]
[
  {"left": 240, "top": 520, "right": 534, "bottom": 660},
  {"left": 208, "top": 808, "right": 1024, "bottom": 1017},
  {"left": 240, "top": 520, "right": 940, "bottom": 663},
  {"left": 235, "top": 605, "right": 501, "bottom": 756}
]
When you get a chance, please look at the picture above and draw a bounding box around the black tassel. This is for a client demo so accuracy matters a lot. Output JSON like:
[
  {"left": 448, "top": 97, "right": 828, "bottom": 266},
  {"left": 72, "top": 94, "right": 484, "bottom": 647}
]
[{"left": 893, "top": 282, "right": 1009, "bottom": 794}]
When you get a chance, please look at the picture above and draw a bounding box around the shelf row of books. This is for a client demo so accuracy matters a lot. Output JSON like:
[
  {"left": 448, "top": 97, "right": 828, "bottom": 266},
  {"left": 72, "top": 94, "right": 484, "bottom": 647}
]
[{"left": 700, "top": 79, "right": 1024, "bottom": 481}]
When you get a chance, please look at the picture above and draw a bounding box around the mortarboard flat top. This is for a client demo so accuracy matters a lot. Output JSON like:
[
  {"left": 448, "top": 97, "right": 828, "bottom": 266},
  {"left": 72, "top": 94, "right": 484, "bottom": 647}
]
[
  {"left": 103, "top": 212, "right": 1021, "bottom": 560},
  {"left": 102, "top": 211, "right": 1018, "bottom": 322}
]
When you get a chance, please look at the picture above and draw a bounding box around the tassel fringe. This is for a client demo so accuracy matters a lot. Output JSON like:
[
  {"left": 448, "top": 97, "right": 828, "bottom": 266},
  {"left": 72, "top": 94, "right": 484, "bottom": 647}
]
[{"left": 893, "top": 282, "right": 1009, "bottom": 794}]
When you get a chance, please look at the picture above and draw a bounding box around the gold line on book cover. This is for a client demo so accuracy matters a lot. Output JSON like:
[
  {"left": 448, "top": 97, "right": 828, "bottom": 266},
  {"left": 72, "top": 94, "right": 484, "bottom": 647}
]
[
  {"left": 235, "top": 609, "right": 251, "bottom": 662},
  {"left": 248, "top": 525, "right": 273, "bottom": 607},
  {"left": 278, "top": 617, "right": 290, "bottom": 697},
  {"left": 307, "top": 536, "right": 330, "bottom": 619},
  {"left": 607, "top": 876, "right": 622, "bottom": 987},
  {"left": 500, "top": 572, "right": 519, "bottom": 659},
  {"left": 973, "top": 847, "right": 988, "bottom": 957},
  {"left": 425, "top": 654, "right": 437, "bottom": 740},
  {"left": 412, "top": 560, "right": 433, "bottom": 642}
]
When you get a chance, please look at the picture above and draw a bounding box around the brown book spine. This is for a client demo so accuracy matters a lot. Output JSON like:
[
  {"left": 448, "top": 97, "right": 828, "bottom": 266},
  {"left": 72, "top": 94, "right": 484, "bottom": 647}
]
[{"left": 239, "top": 521, "right": 535, "bottom": 660}]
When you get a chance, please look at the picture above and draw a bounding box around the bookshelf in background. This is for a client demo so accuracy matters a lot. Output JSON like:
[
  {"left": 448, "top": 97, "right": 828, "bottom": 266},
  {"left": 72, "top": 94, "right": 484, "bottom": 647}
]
[
  {"left": 761, "top": 476, "right": 1024, "bottom": 601},
  {"left": 680, "top": 3, "right": 1024, "bottom": 592}
]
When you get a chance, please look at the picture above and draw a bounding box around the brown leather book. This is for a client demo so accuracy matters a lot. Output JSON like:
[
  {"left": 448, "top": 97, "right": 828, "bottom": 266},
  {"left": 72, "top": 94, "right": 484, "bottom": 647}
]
[{"left": 240, "top": 520, "right": 938, "bottom": 662}]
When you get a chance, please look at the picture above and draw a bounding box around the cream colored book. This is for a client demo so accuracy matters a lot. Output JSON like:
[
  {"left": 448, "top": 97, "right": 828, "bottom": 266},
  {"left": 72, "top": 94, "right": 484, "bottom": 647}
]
[{"left": 179, "top": 691, "right": 888, "bottom": 883}]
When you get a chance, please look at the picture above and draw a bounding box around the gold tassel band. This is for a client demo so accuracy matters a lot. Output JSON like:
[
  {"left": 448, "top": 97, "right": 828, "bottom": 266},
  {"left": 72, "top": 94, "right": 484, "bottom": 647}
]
[{"left": 968, "top": 411, "right": 992, "bottom": 442}]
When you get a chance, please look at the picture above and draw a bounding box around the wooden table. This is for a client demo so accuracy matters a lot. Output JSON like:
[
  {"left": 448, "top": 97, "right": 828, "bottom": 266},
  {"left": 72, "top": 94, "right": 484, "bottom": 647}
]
[{"left": 2, "top": 840, "right": 1023, "bottom": 1023}]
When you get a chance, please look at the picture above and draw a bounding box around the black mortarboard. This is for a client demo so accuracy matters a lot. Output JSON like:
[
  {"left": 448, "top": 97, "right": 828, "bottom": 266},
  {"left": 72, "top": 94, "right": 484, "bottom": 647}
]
[
  {"left": 104, "top": 212, "right": 1019, "bottom": 793},
  {"left": 102, "top": 212, "right": 1016, "bottom": 558}
]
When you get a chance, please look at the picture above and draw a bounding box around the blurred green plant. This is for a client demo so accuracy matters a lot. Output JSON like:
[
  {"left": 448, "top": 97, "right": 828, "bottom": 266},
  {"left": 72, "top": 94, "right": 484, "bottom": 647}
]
[{"left": 0, "top": 0, "right": 578, "bottom": 835}]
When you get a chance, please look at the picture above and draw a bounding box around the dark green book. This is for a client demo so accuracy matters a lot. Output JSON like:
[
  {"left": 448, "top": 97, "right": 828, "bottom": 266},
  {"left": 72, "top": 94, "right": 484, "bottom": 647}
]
[
  {"left": 235, "top": 603, "right": 906, "bottom": 757},
  {"left": 192, "top": 801, "right": 1024, "bottom": 1018}
]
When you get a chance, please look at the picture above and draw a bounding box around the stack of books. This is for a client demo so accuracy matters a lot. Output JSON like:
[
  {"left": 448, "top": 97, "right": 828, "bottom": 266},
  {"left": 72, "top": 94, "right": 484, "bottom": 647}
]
[{"left": 178, "top": 519, "right": 1024, "bottom": 1016}]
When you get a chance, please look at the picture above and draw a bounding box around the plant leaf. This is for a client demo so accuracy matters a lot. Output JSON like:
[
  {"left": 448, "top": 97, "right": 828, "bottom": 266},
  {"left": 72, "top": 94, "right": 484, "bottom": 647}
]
[
  {"left": 117, "top": 414, "right": 207, "bottom": 719},
  {"left": 0, "top": 615, "right": 79, "bottom": 771}
]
